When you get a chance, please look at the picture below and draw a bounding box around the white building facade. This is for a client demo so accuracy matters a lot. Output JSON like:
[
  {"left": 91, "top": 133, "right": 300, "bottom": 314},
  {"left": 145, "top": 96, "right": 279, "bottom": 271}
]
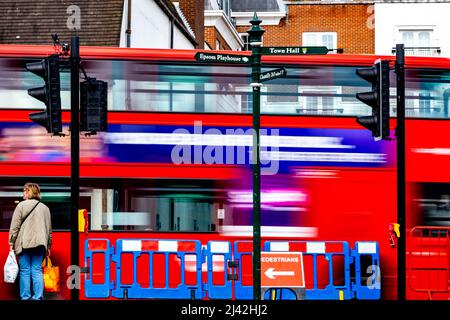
[
  {"left": 119, "top": 0, "right": 196, "bottom": 49},
  {"left": 375, "top": 2, "right": 450, "bottom": 57}
]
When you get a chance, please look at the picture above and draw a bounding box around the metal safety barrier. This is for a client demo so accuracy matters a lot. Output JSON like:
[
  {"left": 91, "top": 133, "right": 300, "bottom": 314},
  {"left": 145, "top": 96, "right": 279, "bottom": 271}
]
[
  {"left": 408, "top": 226, "right": 450, "bottom": 300},
  {"left": 84, "top": 238, "right": 381, "bottom": 300},
  {"left": 84, "top": 238, "right": 206, "bottom": 299},
  {"left": 351, "top": 242, "right": 381, "bottom": 300},
  {"left": 204, "top": 241, "right": 233, "bottom": 299},
  {"left": 112, "top": 239, "right": 204, "bottom": 299},
  {"left": 84, "top": 239, "right": 112, "bottom": 298},
  {"left": 264, "top": 241, "right": 353, "bottom": 300},
  {"left": 233, "top": 241, "right": 254, "bottom": 300}
]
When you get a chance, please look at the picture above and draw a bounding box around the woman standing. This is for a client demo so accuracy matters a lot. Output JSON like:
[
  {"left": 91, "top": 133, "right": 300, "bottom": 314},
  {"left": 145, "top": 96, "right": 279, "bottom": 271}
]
[{"left": 8, "top": 182, "right": 52, "bottom": 300}]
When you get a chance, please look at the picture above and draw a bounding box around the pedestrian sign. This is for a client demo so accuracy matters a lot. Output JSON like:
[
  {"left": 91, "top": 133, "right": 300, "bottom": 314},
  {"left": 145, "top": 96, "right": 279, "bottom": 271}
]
[
  {"left": 261, "top": 252, "right": 305, "bottom": 288},
  {"left": 260, "top": 46, "right": 329, "bottom": 55}
]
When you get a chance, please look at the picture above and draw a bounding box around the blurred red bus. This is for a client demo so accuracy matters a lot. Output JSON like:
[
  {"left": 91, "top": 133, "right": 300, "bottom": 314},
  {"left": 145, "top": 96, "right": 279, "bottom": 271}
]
[{"left": 0, "top": 45, "right": 449, "bottom": 300}]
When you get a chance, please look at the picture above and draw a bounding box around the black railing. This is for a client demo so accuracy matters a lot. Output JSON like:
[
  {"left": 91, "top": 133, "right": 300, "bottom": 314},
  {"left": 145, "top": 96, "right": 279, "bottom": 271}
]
[{"left": 392, "top": 47, "right": 441, "bottom": 56}]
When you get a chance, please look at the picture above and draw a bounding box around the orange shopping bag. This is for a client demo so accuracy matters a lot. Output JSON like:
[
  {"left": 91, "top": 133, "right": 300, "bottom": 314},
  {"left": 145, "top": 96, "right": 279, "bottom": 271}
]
[{"left": 42, "top": 256, "right": 60, "bottom": 292}]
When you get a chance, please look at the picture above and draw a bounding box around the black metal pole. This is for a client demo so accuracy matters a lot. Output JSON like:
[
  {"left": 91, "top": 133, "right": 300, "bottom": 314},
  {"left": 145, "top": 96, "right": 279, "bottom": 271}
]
[
  {"left": 247, "top": 13, "right": 265, "bottom": 301},
  {"left": 395, "top": 43, "right": 406, "bottom": 301},
  {"left": 70, "top": 36, "right": 80, "bottom": 301},
  {"left": 251, "top": 45, "right": 262, "bottom": 301}
]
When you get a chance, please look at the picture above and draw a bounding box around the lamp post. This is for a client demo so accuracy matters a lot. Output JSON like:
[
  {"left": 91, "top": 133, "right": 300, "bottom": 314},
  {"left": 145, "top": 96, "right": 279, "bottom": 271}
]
[{"left": 247, "top": 12, "right": 265, "bottom": 301}]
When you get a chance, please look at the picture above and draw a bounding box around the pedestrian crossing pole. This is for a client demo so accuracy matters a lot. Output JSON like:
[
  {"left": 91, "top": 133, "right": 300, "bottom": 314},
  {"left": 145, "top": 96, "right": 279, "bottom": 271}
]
[
  {"left": 70, "top": 35, "right": 80, "bottom": 301},
  {"left": 247, "top": 12, "right": 265, "bottom": 301},
  {"left": 395, "top": 43, "right": 406, "bottom": 300}
]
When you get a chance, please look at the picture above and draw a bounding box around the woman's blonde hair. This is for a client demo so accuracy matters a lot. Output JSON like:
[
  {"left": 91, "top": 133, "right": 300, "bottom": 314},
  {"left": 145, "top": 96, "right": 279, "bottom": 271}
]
[{"left": 24, "top": 182, "right": 41, "bottom": 200}]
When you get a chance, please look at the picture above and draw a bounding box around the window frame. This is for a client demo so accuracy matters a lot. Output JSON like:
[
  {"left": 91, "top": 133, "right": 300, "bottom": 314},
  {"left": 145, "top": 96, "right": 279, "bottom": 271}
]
[{"left": 302, "top": 32, "right": 337, "bottom": 51}]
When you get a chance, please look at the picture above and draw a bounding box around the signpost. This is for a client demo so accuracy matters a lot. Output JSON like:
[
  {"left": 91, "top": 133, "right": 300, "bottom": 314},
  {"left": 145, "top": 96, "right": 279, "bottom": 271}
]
[
  {"left": 261, "top": 46, "right": 329, "bottom": 55},
  {"left": 194, "top": 52, "right": 250, "bottom": 64},
  {"left": 259, "top": 67, "right": 287, "bottom": 83},
  {"left": 245, "top": 13, "right": 330, "bottom": 300},
  {"left": 247, "top": 13, "right": 265, "bottom": 300}
]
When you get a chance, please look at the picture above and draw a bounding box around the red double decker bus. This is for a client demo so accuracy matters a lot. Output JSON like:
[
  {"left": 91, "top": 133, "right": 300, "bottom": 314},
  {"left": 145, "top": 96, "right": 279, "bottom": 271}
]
[{"left": 0, "top": 45, "right": 449, "bottom": 300}]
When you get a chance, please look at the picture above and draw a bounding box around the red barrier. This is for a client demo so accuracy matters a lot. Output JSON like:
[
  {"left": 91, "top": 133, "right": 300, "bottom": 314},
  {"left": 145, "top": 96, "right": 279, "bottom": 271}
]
[{"left": 408, "top": 226, "right": 450, "bottom": 300}]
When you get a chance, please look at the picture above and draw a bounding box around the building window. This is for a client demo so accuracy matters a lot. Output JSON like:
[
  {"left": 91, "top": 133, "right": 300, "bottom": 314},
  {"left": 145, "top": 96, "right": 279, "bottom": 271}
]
[
  {"left": 405, "top": 90, "right": 436, "bottom": 117},
  {"left": 240, "top": 33, "right": 250, "bottom": 51},
  {"left": 217, "top": 0, "right": 231, "bottom": 18},
  {"left": 397, "top": 27, "right": 439, "bottom": 56},
  {"left": 299, "top": 88, "right": 340, "bottom": 115},
  {"left": 401, "top": 29, "right": 431, "bottom": 47},
  {"left": 305, "top": 95, "right": 319, "bottom": 112},
  {"left": 267, "top": 84, "right": 298, "bottom": 103},
  {"left": 302, "top": 32, "right": 337, "bottom": 51},
  {"left": 239, "top": 34, "right": 264, "bottom": 51},
  {"left": 215, "top": 39, "right": 220, "bottom": 50}
]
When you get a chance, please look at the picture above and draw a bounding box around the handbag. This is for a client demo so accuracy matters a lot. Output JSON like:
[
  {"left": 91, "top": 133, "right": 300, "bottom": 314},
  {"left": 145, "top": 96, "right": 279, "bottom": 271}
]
[
  {"left": 3, "top": 250, "right": 19, "bottom": 283},
  {"left": 42, "top": 256, "right": 60, "bottom": 292}
]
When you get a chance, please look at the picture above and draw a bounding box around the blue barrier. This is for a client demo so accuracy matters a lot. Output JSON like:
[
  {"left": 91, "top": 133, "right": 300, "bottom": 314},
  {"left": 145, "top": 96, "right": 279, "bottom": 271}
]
[
  {"left": 83, "top": 238, "right": 380, "bottom": 300},
  {"left": 204, "top": 241, "right": 233, "bottom": 299},
  {"left": 264, "top": 288, "right": 298, "bottom": 300},
  {"left": 84, "top": 238, "right": 112, "bottom": 298},
  {"left": 264, "top": 241, "right": 353, "bottom": 300},
  {"left": 111, "top": 239, "right": 205, "bottom": 299},
  {"left": 233, "top": 241, "right": 254, "bottom": 299},
  {"left": 351, "top": 242, "right": 381, "bottom": 300}
]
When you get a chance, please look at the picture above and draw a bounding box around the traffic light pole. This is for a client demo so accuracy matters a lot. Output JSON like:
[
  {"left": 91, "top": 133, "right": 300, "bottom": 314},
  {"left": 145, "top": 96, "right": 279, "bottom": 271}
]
[
  {"left": 70, "top": 36, "right": 80, "bottom": 301},
  {"left": 247, "top": 13, "right": 265, "bottom": 300},
  {"left": 395, "top": 43, "right": 406, "bottom": 300}
]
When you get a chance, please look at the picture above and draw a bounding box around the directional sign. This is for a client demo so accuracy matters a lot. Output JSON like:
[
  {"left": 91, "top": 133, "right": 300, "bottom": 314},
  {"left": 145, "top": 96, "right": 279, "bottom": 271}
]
[
  {"left": 195, "top": 52, "right": 250, "bottom": 64},
  {"left": 261, "top": 252, "right": 305, "bottom": 288},
  {"left": 261, "top": 46, "right": 329, "bottom": 55},
  {"left": 259, "top": 67, "right": 287, "bottom": 82}
]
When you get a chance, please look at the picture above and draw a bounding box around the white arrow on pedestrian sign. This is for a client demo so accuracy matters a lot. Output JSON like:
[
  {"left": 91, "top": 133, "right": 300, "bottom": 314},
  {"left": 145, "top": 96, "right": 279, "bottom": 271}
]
[{"left": 264, "top": 267, "right": 295, "bottom": 279}]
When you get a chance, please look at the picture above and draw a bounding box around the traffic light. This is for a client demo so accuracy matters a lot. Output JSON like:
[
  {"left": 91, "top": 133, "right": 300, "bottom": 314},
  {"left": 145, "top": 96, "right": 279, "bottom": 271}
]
[
  {"left": 27, "top": 54, "right": 62, "bottom": 134},
  {"left": 80, "top": 78, "right": 108, "bottom": 132},
  {"left": 355, "top": 60, "right": 390, "bottom": 141}
]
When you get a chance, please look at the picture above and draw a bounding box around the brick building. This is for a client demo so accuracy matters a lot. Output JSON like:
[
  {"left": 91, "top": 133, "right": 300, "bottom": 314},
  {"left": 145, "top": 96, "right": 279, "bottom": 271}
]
[
  {"left": 173, "top": 0, "right": 205, "bottom": 48},
  {"left": 0, "top": 0, "right": 375, "bottom": 53},
  {"left": 203, "top": 0, "right": 243, "bottom": 50},
  {"left": 232, "top": 0, "right": 374, "bottom": 54},
  {"left": 0, "top": 0, "right": 198, "bottom": 49},
  {"left": 205, "top": 1, "right": 449, "bottom": 57}
]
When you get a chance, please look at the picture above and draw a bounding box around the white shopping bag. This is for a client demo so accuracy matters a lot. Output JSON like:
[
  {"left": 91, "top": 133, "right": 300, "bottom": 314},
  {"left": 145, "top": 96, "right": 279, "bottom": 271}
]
[{"left": 3, "top": 250, "right": 19, "bottom": 283}]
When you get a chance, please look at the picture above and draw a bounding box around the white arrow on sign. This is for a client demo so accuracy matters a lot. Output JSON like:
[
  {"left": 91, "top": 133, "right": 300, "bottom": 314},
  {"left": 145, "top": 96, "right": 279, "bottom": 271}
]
[{"left": 264, "top": 267, "right": 295, "bottom": 279}]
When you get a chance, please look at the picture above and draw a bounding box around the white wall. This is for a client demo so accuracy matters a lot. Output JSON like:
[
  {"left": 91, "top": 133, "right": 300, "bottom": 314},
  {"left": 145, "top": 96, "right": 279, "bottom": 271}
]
[
  {"left": 173, "top": 26, "right": 196, "bottom": 49},
  {"left": 205, "top": 10, "right": 244, "bottom": 50},
  {"left": 375, "top": 3, "right": 450, "bottom": 57},
  {"left": 119, "top": 0, "right": 195, "bottom": 49}
]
